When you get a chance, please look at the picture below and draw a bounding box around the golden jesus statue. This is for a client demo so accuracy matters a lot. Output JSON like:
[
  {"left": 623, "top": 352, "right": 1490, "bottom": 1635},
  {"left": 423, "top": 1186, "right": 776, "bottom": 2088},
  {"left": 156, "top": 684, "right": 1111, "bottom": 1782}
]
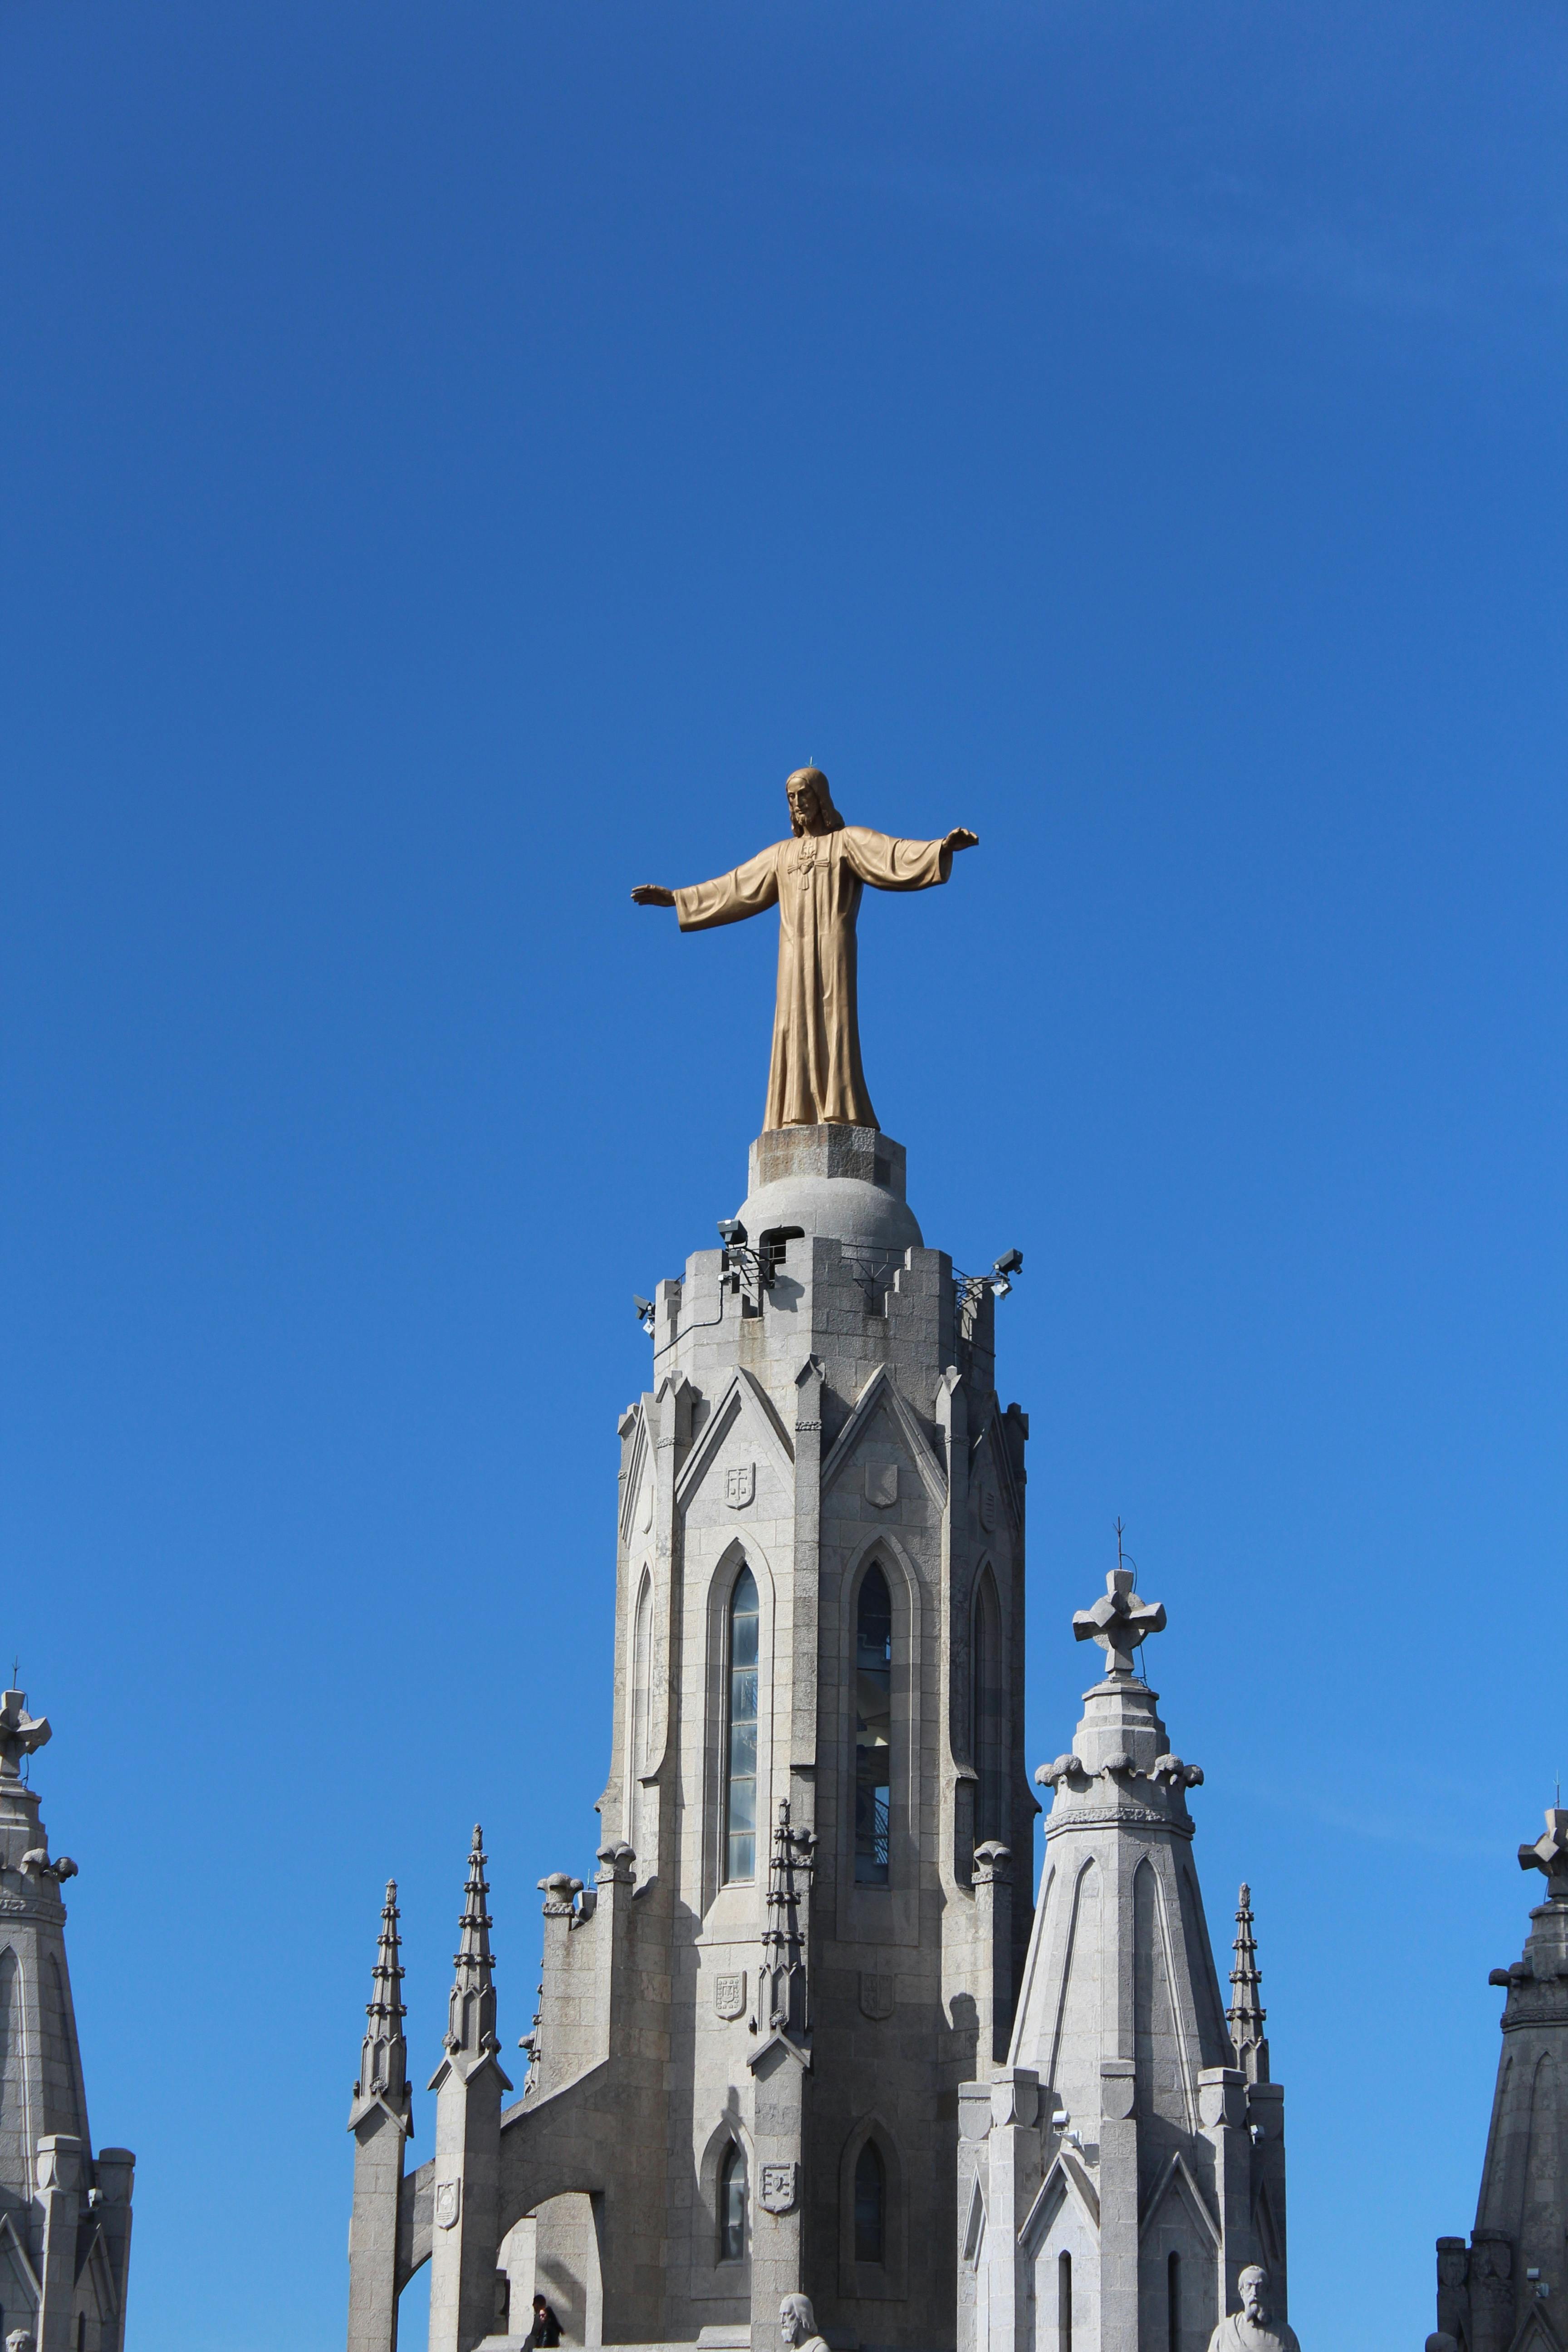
[{"left": 632, "top": 767, "right": 977, "bottom": 1132}]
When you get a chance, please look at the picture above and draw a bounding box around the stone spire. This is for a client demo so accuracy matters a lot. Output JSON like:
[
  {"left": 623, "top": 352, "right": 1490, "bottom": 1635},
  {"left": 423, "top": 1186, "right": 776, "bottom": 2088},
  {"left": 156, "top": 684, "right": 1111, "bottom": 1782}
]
[
  {"left": 1436, "top": 1804, "right": 1568, "bottom": 2352},
  {"left": 426, "top": 1826, "right": 512, "bottom": 2352},
  {"left": 0, "top": 1688, "right": 135, "bottom": 2352},
  {"left": 756, "top": 1797, "right": 816, "bottom": 2051},
  {"left": 351, "top": 1881, "right": 411, "bottom": 2129},
  {"left": 960, "top": 1544, "right": 1291, "bottom": 2352},
  {"left": 444, "top": 1826, "right": 500, "bottom": 2062},
  {"left": 347, "top": 1881, "right": 413, "bottom": 2352},
  {"left": 1228, "top": 1883, "right": 1270, "bottom": 2085}
]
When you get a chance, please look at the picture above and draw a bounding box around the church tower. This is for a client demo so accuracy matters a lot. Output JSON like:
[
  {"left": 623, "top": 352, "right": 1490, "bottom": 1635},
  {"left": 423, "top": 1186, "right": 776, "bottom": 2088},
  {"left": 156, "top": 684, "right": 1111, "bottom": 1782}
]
[
  {"left": 347, "top": 1120, "right": 1032, "bottom": 2352},
  {"left": 958, "top": 1562, "right": 1288, "bottom": 2352},
  {"left": 0, "top": 1690, "right": 135, "bottom": 2352},
  {"left": 1433, "top": 1809, "right": 1568, "bottom": 2352}
]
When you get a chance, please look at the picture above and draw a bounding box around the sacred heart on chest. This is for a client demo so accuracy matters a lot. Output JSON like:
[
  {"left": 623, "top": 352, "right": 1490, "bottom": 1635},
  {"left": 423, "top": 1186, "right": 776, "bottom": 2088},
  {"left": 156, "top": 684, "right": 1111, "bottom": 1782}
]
[{"left": 725, "top": 1463, "right": 755, "bottom": 1510}]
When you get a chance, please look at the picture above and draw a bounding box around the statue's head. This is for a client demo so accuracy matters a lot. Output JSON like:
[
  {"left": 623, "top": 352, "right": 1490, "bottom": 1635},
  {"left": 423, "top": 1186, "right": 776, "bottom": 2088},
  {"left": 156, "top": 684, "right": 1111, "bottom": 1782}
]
[
  {"left": 1238, "top": 2268, "right": 1270, "bottom": 2322},
  {"left": 786, "top": 769, "right": 845, "bottom": 837},
  {"left": 779, "top": 2294, "right": 815, "bottom": 2347},
  {"left": 7, "top": 2330, "right": 34, "bottom": 2352}
]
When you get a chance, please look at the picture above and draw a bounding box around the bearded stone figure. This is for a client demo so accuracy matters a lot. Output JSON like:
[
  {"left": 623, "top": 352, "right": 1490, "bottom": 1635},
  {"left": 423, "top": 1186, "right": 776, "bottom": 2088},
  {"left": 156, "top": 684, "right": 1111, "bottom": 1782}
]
[
  {"left": 1207, "top": 2266, "right": 1301, "bottom": 2352},
  {"left": 632, "top": 767, "right": 977, "bottom": 1132}
]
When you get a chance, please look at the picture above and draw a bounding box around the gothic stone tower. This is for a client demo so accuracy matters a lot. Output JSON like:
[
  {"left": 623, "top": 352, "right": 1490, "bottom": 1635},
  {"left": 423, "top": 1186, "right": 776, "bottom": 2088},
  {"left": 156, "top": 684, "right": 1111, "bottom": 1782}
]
[
  {"left": 1433, "top": 1809, "right": 1568, "bottom": 2352},
  {"left": 958, "top": 1567, "right": 1288, "bottom": 2352},
  {"left": 348, "top": 1122, "right": 1031, "bottom": 2352},
  {"left": 0, "top": 1691, "right": 135, "bottom": 2352}
]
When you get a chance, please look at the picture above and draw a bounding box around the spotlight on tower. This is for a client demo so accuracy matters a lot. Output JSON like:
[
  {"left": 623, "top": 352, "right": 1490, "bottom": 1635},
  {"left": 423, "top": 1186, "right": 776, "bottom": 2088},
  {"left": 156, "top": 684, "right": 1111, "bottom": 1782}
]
[
  {"left": 716, "top": 1219, "right": 747, "bottom": 1246},
  {"left": 633, "top": 1296, "right": 656, "bottom": 1333},
  {"left": 990, "top": 1247, "right": 1024, "bottom": 1298}
]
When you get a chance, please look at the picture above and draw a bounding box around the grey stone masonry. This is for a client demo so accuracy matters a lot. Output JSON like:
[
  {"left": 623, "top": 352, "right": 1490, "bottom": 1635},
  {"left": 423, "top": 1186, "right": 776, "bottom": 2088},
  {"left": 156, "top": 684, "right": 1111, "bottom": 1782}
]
[
  {"left": 957, "top": 1567, "right": 1288, "bottom": 2352},
  {"left": 1435, "top": 1808, "right": 1568, "bottom": 2352},
  {"left": 347, "top": 1125, "right": 1033, "bottom": 2352},
  {"left": 0, "top": 1691, "right": 134, "bottom": 2352}
]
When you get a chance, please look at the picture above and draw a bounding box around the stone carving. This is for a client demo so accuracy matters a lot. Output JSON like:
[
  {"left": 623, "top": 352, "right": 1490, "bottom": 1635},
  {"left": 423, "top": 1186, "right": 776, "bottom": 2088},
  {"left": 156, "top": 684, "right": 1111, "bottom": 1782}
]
[
  {"left": 760, "top": 2161, "right": 799, "bottom": 2215},
  {"left": 859, "top": 1970, "right": 895, "bottom": 2019},
  {"left": 779, "top": 2291, "right": 828, "bottom": 2352},
  {"left": 435, "top": 2177, "right": 461, "bottom": 2230},
  {"left": 725, "top": 1463, "right": 755, "bottom": 1510},
  {"left": 20, "top": 1847, "right": 77, "bottom": 1882},
  {"left": 978, "top": 1481, "right": 997, "bottom": 1532},
  {"left": 714, "top": 1971, "right": 745, "bottom": 2020},
  {"left": 6, "top": 2330, "right": 34, "bottom": 2352},
  {"left": 1520, "top": 1805, "right": 1568, "bottom": 1895},
  {"left": 0, "top": 1691, "right": 49, "bottom": 1781},
  {"left": 638, "top": 1475, "right": 653, "bottom": 1534},
  {"left": 1205, "top": 2266, "right": 1299, "bottom": 2352},
  {"left": 595, "top": 1842, "right": 636, "bottom": 1886},
  {"left": 865, "top": 1462, "right": 898, "bottom": 1509},
  {"left": 537, "top": 1872, "right": 583, "bottom": 1917},
  {"left": 972, "top": 1842, "right": 1011, "bottom": 1886},
  {"left": 1073, "top": 1559, "right": 1166, "bottom": 1678},
  {"left": 632, "top": 769, "right": 977, "bottom": 1131},
  {"left": 1150, "top": 1753, "right": 1205, "bottom": 1788}
]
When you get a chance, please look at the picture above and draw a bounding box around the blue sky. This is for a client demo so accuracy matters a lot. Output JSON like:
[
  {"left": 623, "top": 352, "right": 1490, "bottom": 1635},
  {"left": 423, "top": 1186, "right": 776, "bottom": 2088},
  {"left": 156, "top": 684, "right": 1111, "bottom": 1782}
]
[{"left": 2, "top": 5, "right": 1565, "bottom": 2348}]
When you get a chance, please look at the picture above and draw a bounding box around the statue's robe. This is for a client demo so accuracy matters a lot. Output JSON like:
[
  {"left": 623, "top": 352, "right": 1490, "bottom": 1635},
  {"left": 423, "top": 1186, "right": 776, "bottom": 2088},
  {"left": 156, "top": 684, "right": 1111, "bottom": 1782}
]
[
  {"left": 674, "top": 826, "right": 953, "bottom": 1130},
  {"left": 1206, "top": 2315, "right": 1300, "bottom": 2352}
]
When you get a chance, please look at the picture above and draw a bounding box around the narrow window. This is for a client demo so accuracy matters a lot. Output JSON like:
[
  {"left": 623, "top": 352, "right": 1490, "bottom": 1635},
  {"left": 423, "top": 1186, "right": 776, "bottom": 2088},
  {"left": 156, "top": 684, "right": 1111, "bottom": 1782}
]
[
  {"left": 854, "top": 1567, "right": 892, "bottom": 1886},
  {"left": 1166, "top": 2250, "right": 1181, "bottom": 2352},
  {"left": 77, "top": 2318, "right": 87, "bottom": 2352},
  {"left": 718, "top": 2141, "right": 747, "bottom": 2263},
  {"left": 972, "top": 1571, "right": 1005, "bottom": 1845},
  {"left": 1058, "top": 2250, "right": 1073, "bottom": 2351},
  {"left": 631, "top": 1571, "right": 653, "bottom": 1856},
  {"left": 853, "top": 2139, "right": 885, "bottom": 2265},
  {"left": 725, "top": 1567, "right": 760, "bottom": 1882}
]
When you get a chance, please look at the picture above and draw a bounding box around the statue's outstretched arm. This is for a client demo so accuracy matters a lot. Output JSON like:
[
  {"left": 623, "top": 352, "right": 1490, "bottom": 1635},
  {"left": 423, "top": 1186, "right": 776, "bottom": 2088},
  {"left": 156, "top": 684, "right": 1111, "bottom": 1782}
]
[
  {"left": 633, "top": 845, "right": 781, "bottom": 932},
  {"left": 842, "top": 825, "right": 978, "bottom": 892}
]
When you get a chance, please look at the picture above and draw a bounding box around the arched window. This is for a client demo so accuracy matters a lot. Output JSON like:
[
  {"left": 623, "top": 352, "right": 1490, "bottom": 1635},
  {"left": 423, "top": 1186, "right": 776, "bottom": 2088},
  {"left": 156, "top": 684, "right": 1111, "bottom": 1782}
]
[
  {"left": 725, "top": 1567, "right": 760, "bottom": 1882},
  {"left": 972, "top": 1570, "right": 1006, "bottom": 1846},
  {"left": 717, "top": 2140, "right": 748, "bottom": 2264},
  {"left": 630, "top": 1570, "right": 653, "bottom": 1853},
  {"left": 1166, "top": 2250, "right": 1181, "bottom": 2352},
  {"left": 853, "top": 2139, "right": 885, "bottom": 2265},
  {"left": 1058, "top": 2250, "right": 1073, "bottom": 2351},
  {"left": 854, "top": 1566, "right": 892, "bottom": 1886}
]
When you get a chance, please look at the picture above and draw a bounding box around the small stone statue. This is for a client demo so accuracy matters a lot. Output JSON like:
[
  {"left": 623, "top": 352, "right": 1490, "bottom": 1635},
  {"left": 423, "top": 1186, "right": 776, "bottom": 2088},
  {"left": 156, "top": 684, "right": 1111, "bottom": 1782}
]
[
  {"left": 779, "top": 2293, "right": 830, "bottom": 2352},
  {"left": 7, "top": 2328, "right": 34, "bottom": 2352},
  {"left": 1207, "top": 2267, "right": 1300, "bottom": 2352}
]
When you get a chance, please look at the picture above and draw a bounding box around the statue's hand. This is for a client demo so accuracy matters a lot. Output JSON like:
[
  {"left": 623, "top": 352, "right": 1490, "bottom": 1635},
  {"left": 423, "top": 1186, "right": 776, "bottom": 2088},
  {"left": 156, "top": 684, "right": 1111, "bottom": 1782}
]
[
  {"left": 631, "top": 885, "right": 677, "bottom": 907},
  {"left": 944, "top": 828, "right": 979, "bottom": 853}
]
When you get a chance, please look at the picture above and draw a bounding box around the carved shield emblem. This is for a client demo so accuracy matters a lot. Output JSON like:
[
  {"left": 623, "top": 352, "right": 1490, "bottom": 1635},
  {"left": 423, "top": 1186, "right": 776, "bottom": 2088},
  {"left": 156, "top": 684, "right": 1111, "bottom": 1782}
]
[
  {"left": 865, "top": 1462, "right": 898, "bottom": 1509},
  {"left": 760, "top": 2161, "right": 799, "bottom": 2215},
  {"left": 435, "top": 2177, "right": 462, "bottom": 2230},
  {"left": 859, "top": 1971, "right": 895, "bottom": 2021},
  {"left": 979, "top": 1481, "right": 998, "bottom": 1532},
  {"left": 714, "top": 1971, "right": 745, "bottom": 2020},
  {"left": 725, "top": 1463, "right": 755, "bottom": 1510}
]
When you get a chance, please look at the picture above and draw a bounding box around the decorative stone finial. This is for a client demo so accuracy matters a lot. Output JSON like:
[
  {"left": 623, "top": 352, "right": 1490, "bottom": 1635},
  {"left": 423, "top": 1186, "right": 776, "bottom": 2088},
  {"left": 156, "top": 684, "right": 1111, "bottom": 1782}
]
[
  {"left": 0, "top": 1691, "right": 50, "bottom": 1782},
  {"left": 1072, "top": 1536, "right": 1166, "bottom": 1678},
  {"left": 1519, "top": 1807, "right": 1568, "bottom": 1899},
  {"left": 444, "top": 1825, "right": 501, "bottom": 2060},
  {"left": 1227, "top": 1882, "right": 1270, "bottom": 2085},
  {"left": 351, "top": 1877, "right": 410, "bottom": 2129}
]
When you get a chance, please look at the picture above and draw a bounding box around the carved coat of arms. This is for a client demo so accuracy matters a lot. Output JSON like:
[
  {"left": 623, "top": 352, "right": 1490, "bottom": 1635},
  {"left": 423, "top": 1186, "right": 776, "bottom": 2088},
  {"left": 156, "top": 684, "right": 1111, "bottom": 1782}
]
[
  {"left": 865, "top": 1463, "right": 898, "bottom": 1509},
  {"left": 435, "top": 2177, "right": 462, "bottom": 2230},
  {"left": 714, "top": 1971, "right": 746, "bottom": 2020},
  {"left": 760, "top": 2161, "right": 799, "bottom": 2215},
  {"left": 859, "top": 1971, "right": 895, "bottom": 2020},
  {"left": 725, "top": 1463, "right": 755, "bottom": 1510}
]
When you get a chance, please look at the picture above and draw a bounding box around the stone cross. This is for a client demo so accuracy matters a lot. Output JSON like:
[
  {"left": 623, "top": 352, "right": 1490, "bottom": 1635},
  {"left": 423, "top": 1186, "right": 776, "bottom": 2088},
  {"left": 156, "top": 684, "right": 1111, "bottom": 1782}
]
[
  {"left": 0, "top": 1692, "right": 50, "bottom": 1783},
  {"left": 1072, "top": 1568, "right": 1166, "bottom": 1677},
  {"left": 1519, "top": 1807, "right": 1568, "bottom": 1898}
]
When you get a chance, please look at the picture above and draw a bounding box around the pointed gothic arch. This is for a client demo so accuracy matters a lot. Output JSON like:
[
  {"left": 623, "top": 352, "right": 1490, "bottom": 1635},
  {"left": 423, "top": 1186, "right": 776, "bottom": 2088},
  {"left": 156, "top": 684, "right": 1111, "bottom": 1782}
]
[
  {"left": 837, "top": 2112, "right": 906, "bottom": 2298},
  {"left": 970, "top": 1562, "right": 1007, "bottom": 1849},
  {"left": 701, "top": 1540, "right": 778, "bottom": 1911}
]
